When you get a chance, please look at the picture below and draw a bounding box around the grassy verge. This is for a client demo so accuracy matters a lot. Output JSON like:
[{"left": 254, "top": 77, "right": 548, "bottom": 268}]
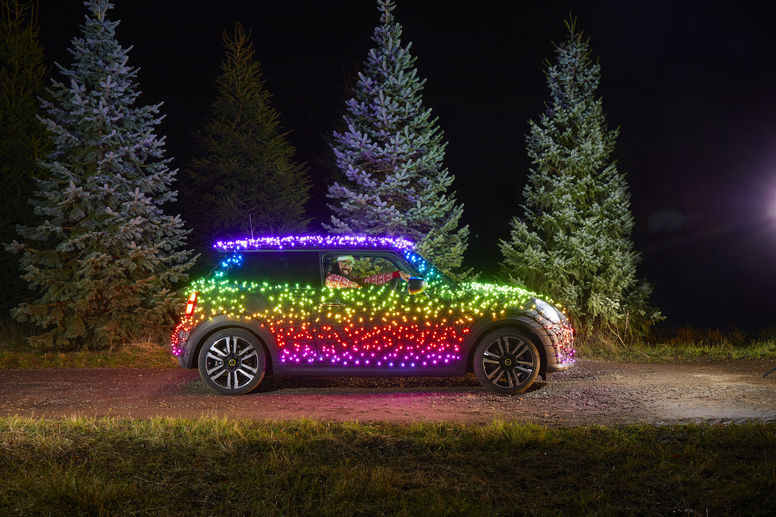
[
  {"left": 0, "top": 417, "right": 774, "bottom": 515},
  {"left": 0, "top": 318, "right": 177, "bottom": 368},
  {"left": 0, "top": 345, "right": 178, "bottom": 369},
  {"left": 581, "top": 327, "right": 776, "bottom": 362}
]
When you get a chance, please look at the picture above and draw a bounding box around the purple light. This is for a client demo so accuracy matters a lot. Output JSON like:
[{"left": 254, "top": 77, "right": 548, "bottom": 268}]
[{"left": 213, "top": 234, "right": 415, "bottom": 252}]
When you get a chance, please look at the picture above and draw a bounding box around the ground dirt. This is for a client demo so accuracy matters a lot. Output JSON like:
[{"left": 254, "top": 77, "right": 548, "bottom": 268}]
[{"left": 1, "top": 360, "right": 774, "bottom": 425}]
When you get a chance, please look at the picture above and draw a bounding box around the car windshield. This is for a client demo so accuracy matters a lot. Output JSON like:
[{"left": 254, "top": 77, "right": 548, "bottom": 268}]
[{"left": 402, "top": 251, "right": 458, "bottom": 290}]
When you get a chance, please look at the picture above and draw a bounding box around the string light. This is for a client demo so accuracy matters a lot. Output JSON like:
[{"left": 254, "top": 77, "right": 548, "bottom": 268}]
[{"left": 214, "top": 234, "right": 415, "bottom": 252}]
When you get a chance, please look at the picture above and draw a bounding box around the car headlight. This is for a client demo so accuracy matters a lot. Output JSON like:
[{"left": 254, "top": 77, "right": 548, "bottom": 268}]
[{"left": 534, "top": 298, "right": 561, "bottom": 324}]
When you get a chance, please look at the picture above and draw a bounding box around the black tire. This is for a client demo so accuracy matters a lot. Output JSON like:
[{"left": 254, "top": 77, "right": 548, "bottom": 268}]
[
  {"left": 197, "top": 328, "right": 266, "bottom": 395},
  {"left": 473, "top": 328, "right": 540, "bottom": 394}
]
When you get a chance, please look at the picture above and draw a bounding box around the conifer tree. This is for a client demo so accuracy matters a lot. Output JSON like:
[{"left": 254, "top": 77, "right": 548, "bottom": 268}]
[
  {"left": 183, "top": 22, "right": 310, "bottom": 247},
  {"left": 0, "top": 0, "right": 50, "bottom": 313},
  {"left": 499, "top": 17, "right": 658, "bottom": 337},
  {"left": 7, "top": 0, "right": 194, "bottom": 349},
  {"left": 326, "top": 0, "right": 469, "bottom": 275}
]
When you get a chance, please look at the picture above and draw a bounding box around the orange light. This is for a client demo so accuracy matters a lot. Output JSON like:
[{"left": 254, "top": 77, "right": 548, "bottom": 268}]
[{"left": 185, "top": 292, "right": 197, "bottom": 316}]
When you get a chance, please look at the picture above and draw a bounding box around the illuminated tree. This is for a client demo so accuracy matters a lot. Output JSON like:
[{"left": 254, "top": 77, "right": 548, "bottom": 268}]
[
  {"left": 500, "top": 17, "right": 659, "bottom": 338},
  {"left": 0, "top": 0, "right": 50, "bottom": 313},
  {"left": 7, "top": 0, "right": 194, "bottom": 348},
  {"left": 183, "top": 22, "right": 311, "bottom": 248},
  {"left": 326, "top": 0, "right": 469, "bottom": 276}
]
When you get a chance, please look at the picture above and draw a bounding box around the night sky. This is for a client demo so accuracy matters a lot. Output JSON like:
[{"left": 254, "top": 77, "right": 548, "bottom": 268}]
[{"left": 36, "top": 1, "right": 776, "bottom": 329}]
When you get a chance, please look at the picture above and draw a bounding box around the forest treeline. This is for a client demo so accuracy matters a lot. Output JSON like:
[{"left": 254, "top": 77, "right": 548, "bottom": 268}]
[{"left": 0, "top": 0, "right": 659, "bottom": 349}]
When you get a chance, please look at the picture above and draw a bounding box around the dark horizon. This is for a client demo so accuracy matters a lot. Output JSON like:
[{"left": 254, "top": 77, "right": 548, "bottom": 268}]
[{"left": 35, "top": 0, "right": 776, "bottom": 329}]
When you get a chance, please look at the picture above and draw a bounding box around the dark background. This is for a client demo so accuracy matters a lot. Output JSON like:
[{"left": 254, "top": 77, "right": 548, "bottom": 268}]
[{"left": 36, "top": 1, "right": 776, "bottom": 328}]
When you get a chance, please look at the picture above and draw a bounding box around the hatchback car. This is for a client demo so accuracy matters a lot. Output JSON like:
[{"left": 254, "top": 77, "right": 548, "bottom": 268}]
[{"left": 170, "top": 235, "right": 575, "bottom": 395}]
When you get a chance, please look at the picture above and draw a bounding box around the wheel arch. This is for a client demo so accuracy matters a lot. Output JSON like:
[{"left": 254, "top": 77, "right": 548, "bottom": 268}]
[
  {"left": 182, "top": 315, "right": 278, "bottom": 373},
  {"left": 464, "top": 317, "right": 549, "bottom": 378}
]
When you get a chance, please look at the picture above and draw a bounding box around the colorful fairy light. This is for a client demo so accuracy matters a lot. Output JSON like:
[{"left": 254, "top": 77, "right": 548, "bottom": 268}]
[
  {"left": 171, "top": 236, "right": 575, "bottom": 368},
  {"left": 403, "top": 250, "right": 448, "bottom": 286},
  {"left": 214, "top": 234, "right": 415, "bottom": 252}
]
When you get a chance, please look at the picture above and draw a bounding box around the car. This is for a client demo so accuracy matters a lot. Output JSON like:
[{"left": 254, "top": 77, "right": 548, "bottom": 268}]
[{"left": 170, "top": 234, "right": 575, "bottom": 395}]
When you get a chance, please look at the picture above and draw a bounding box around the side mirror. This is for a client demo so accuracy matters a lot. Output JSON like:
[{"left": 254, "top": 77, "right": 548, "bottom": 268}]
[{"left": 407, "top": 277, "right": 427, "bottom": 295}]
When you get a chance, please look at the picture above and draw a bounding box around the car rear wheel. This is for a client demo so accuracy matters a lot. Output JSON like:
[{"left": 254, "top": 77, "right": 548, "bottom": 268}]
[
  {"left": 474, "top": 328, "right": 540, "bottom": 394},
  {"left": 197, "top": 329, "right": 266, "bottom": 395}
]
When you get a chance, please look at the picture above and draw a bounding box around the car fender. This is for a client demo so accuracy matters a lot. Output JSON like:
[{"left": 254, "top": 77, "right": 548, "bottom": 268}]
[
  {"left": 180, "top": 314, "right": 279, "bottom": 370},
  {"left": 463, "top": 314, "right": 552, "bottom": 375}
]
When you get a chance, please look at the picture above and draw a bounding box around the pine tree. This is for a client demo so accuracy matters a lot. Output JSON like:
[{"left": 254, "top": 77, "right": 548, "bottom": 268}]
[
  {"left": 0, "top": 0, "right": 50, "bottom": 314},
  {"left": 183, "top": 22, "right": 310, "bottom": 248},
  {"left": 326, "top": 0, "right": 469, "bottom": 275},
  {"left": 499, "top": 17, "right": 658, "bottom": 338},
  {"left": 6, "top": 0, "right": 195, "bottom": 349}
]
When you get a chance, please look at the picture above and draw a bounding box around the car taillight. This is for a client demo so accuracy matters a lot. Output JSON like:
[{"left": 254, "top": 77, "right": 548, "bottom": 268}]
[{"left": 185, "top": 292, "right": 197, "bottom": 317}]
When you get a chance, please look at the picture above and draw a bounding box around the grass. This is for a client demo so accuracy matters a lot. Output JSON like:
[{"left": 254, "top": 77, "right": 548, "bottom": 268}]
[
  {"left": 0, "top": 341, "right": 178, "bottom": 369},
  {"left": 580, "top": 326, "right": 776, "bottom": 362},
  {"left": 0, "top": 318, "right": 177, "bottom": 368},
  {"left": 0, "top": 417, "right": 774, "bottom": 515}
]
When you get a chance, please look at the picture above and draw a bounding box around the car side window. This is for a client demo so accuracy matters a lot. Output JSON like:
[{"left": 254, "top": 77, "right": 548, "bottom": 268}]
[
  {"left": 227, "top": 251, "right": 321, "bottom": 286},
  {"left": 322, "top": 253, "right": 411, "bottom": 286}
]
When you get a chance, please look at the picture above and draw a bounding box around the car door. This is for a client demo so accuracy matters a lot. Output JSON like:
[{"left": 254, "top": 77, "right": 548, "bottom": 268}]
[{"left": 313, "top": 252, "right": 408, "bottom": 367}]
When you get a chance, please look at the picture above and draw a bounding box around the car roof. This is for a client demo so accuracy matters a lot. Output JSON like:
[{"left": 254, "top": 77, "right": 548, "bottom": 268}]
[{"left": 213, "top": 235, "right": 415, "bottom": 253}]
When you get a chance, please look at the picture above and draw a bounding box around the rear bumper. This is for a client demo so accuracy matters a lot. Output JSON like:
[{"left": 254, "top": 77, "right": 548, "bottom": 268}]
[{"left": 169, "top": 319, "right": 192, "bottom": 366}]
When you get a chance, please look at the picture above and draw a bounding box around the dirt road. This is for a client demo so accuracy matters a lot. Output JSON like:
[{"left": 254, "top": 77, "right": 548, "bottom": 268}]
[{"left": 1, "top": 360, "right": 774, "bottom": 425}]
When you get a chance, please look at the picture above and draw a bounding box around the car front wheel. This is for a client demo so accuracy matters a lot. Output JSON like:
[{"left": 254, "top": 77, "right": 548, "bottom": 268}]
[
  {"left": 473, "top": 328, "right": 540, "bottom": 394},
  {"left": 197, "top": 329, "right": 266, "bottom": 395}
]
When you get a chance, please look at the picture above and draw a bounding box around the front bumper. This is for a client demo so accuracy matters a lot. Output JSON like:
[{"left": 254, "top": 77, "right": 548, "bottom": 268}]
[
  {"left": 545, "top": 320, "right": 575, "bottom": 372},
  {"left": 534, "top": 312, "right": 575, "bottom": 373}
]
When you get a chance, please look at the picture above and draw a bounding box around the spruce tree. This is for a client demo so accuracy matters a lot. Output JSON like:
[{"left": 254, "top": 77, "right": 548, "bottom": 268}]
[
  {"left": 7, "top": 0, "right": 194, "bottom": 349},
  {"left": 326, "top": 0, "right": 469, "bottom": 275},
  {"left": 183, "top": 22, "right": 310, "bottom": 247},
  {"left": 499, "top": 18, "right": 658, "bottom": 338},
  {"left": 0, "top": 0, "right": 50, "bottom": 314}
]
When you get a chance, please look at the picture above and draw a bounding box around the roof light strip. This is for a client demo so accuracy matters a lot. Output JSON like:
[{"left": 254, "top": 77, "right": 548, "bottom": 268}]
[{"left": 214, "top": 234, "right": 415, "bottom": 252}]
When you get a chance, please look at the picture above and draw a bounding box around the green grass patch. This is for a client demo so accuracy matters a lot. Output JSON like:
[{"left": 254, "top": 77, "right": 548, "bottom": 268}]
[
  {"left": 0, "top": 417, "right": 774, "bottom": 515},
  {"left": 0, "top": 346, "right": 177, "bottom": 369},
  {"left": 0, "top": 318, "right": 176, "bottom": 369},
  {"left": 581, "top": 327, "right": 776, "bottom": 362}
]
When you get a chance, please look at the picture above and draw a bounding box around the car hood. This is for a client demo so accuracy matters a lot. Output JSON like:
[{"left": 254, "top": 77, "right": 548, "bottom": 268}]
[{"left": 440, "top": 281, "right": 548, "bottom": 314}]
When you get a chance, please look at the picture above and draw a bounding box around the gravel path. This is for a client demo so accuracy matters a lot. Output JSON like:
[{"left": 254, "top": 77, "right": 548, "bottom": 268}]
[{"left": 1, "top": 360, "right": 774, "bottom": 425}]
